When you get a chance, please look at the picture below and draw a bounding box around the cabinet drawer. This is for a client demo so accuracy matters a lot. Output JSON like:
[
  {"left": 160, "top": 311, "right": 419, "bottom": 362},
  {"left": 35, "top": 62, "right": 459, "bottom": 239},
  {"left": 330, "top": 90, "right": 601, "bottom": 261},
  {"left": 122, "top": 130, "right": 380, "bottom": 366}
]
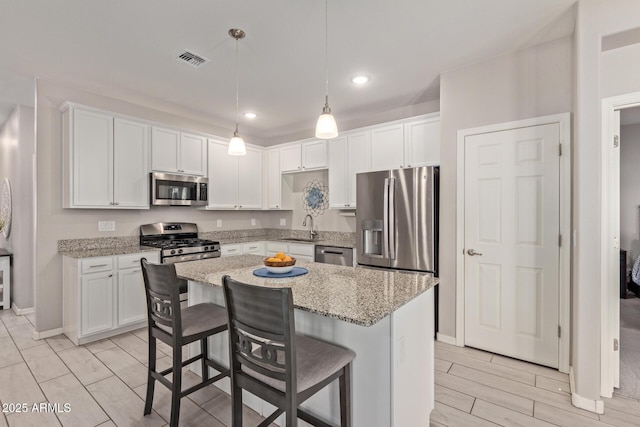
[
  {"left": 266, "top": 242, "right": 288, "bottom": 254},
  {"left": 288, "top": 243, "right": 314, "bottom": 257},
  {"left": 118, "top": 253, "right": 151, "bottom": 270},
  {"left": 221, "top": 244, "right": 243, "bottom": 257},
  {"left": 243, "top": 242, "right": 265, "bottom": 255},
  {"left": 81, "top": 257, "right": 113, "bottom": 274}
]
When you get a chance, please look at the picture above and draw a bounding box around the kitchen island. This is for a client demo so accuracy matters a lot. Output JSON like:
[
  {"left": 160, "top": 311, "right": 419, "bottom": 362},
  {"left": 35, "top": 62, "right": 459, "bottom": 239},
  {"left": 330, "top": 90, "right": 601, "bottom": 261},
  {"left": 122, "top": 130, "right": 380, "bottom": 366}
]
[{"left": 175, "top": 255, "right": 437, "bottom": 427}]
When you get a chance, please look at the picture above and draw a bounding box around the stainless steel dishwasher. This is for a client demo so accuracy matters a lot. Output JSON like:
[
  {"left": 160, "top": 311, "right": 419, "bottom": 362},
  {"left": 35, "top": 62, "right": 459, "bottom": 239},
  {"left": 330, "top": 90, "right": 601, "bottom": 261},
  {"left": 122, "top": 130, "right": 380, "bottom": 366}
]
[{"left": 314, "top": 245, "right": 354, "bottom": 266}]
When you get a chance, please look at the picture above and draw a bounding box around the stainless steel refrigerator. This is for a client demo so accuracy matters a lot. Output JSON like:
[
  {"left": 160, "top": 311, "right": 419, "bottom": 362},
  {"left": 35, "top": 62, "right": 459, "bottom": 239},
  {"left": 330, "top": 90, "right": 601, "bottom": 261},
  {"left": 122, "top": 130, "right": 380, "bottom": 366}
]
[{"left": 356, "top": 166, "right": 438, "bottom": 274}]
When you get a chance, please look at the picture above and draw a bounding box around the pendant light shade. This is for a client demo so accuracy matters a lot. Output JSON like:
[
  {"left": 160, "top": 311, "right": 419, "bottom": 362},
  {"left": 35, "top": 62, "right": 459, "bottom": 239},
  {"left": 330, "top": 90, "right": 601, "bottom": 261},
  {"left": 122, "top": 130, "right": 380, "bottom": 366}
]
[
  {"left": 316, "top": 99, "right": 338, "bottom": 139},
  {"left": 228, "top": 28, "right": 247, "bottom": 156},
  {"left": 315, "top": 0, "right": 338, "bottom": 140}
]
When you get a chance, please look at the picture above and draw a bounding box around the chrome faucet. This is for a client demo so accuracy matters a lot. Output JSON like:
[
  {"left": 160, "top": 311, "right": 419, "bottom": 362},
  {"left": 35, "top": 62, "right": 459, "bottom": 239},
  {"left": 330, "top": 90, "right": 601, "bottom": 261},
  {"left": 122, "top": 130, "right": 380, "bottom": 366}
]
[{"left": 302, "top": 214, "right": 317, "bottom": 240}]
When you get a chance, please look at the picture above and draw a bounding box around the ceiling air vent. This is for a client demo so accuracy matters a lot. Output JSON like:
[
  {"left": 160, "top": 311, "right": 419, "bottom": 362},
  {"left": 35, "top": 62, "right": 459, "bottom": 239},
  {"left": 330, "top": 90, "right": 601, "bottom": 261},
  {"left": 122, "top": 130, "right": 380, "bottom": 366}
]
[{"left": 176, "top": 50, "right": 208, "bottom": 68}]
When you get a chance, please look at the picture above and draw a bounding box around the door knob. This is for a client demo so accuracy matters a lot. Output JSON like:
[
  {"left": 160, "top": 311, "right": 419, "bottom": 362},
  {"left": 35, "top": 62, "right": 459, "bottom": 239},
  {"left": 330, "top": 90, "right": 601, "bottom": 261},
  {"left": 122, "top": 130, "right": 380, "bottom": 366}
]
[{"left": 467, "top": 249, "right": 483, "bottom": 256}]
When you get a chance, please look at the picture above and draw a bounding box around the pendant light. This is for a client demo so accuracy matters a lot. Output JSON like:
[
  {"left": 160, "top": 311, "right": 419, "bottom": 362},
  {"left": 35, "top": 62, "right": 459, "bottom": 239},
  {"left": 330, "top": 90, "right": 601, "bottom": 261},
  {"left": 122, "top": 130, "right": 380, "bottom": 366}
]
[
  {"left": 228, "top": 28, "right": 247, "bottom": 156},
  {"left": 315, "top": 0, "right": 338, "bottom": 139}
]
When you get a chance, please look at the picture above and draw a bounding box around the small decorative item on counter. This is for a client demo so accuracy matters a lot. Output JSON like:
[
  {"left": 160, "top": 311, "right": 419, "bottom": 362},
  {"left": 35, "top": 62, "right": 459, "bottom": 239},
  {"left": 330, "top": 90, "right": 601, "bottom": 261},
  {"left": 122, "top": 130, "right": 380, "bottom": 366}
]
[{"left": 263, "top": 252, "right": 296, "bottom": 273}]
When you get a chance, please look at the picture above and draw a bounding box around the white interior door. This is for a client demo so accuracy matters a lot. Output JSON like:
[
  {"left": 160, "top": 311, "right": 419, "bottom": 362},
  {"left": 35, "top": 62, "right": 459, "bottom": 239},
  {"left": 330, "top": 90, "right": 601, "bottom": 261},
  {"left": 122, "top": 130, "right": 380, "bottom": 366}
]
[{"left": 464, "top": 123, "right": 561, "bottom": 368}]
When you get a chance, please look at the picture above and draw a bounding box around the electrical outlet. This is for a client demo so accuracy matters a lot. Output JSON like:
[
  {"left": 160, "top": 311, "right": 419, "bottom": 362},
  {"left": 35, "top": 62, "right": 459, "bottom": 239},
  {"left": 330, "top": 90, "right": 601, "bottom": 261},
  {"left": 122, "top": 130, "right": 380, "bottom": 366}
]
[
  {"left": 251, "top": 218, "right": 256, "bottom": 226},
  {"left": 98, "top": 221, "right": 115, "bottom": 232},
  {"left": 217, "top": 219, "right": 223, "bottom": 228},
  {"left": 280, "top": 218, "right": 286, "bottom": 226}
]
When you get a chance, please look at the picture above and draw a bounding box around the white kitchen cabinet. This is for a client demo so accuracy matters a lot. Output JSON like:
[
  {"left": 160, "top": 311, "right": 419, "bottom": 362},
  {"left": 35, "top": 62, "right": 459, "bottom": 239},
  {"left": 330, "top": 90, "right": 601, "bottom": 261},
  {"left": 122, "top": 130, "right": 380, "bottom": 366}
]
[
  {"left": 370, "top": 116, "right": 440, "bottom": 172},
  {"left": 266, "top": 149, "right": 293, "bottom": 210},
  {"left": 62, "top": 104, "right": 149, "bottom": 209},
  {"left": 370, "top": 123, "right": 405, "bottom": 172},
  {"left": 151, "top": 126, "right": 207, "bottom": 176},
  {"left": 280, "top": 140, "right": 328, "bottom": 173},
  {"left": 243, "top": 242, "right": 265, "bottom": 256},
  {"left": 404, "top": 118, "right": 440, "bottom": 167},
  {"left": 265, "top": 241, "right": 314, "bottom": 262},
  {"left": 207, "top": 140, "right": 262, "bottom": 209},
  {"left": 328, "top": 132, "right": 370, "bottom": 209},
  {"left": 63, "top": 251, "right": 159, "bottom": 345},
  {"left": 221, "top": 244, "right": 243, "bottom": 257}
]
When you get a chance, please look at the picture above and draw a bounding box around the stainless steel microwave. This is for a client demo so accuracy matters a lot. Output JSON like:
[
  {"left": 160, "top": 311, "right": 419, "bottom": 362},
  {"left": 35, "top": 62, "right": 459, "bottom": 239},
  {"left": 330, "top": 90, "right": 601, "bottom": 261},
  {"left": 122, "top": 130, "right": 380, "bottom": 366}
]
[{"left": 150, "top": 172, "right": 208, "bottom": 206}]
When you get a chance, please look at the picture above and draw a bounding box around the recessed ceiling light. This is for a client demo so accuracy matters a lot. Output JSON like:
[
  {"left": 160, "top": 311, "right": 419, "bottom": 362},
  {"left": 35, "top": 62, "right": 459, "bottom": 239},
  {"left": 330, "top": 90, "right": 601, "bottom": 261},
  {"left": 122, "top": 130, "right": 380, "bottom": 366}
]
[
  {"left": 351, "top": 75, "right": 370, "bottom": 85},
  {"left": 244, "top": 112, "right": 257, "bottom": 119}
]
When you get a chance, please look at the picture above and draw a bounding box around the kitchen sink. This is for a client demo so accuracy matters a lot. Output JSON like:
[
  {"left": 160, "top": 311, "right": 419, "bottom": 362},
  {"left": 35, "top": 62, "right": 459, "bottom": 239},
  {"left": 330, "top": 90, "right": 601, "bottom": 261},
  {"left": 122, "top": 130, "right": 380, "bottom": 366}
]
[{"left": 280, "top": 238, "right": 317, "bottom": 242}]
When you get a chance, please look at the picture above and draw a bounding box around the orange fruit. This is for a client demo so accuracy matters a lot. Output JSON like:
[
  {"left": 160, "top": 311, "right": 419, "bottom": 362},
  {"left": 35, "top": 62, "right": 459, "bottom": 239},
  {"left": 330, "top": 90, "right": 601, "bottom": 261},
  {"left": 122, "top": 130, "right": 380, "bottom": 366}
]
[
  {"left": 283, "top": 256, "right": 293, "bottom": 262},
  {"left": 266, "top": 257, "right": 279, "bottom": 262},
  {"left": 275, "top": 252, "right": 286, "bottom": 260}
]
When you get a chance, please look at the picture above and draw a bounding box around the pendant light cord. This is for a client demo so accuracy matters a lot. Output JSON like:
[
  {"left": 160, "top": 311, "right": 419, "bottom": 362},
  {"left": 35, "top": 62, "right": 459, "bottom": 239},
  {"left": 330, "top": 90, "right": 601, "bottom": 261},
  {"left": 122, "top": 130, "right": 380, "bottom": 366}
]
[
  {"left": 324, "top": 0, "right": 329, "bottom": 107},
  {"left": 235, "top": 36, "right": 239, "bottom": 133}
]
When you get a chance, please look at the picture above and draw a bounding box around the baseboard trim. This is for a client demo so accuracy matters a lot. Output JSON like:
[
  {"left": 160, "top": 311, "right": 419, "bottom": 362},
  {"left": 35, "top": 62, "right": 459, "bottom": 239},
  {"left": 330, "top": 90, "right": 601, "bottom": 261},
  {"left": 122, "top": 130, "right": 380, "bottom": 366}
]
[
  {"left": 436, "top": 333, "right": 459, "bottom": 346},
  {"left": 32, "top": 328, "right": 64, "bottom": 341},
  {"left": 11, "top": 303, "right": 35, "bottom": 316},
  {"left": 569, "top": 366, "right": 604, "bottom": 414}
]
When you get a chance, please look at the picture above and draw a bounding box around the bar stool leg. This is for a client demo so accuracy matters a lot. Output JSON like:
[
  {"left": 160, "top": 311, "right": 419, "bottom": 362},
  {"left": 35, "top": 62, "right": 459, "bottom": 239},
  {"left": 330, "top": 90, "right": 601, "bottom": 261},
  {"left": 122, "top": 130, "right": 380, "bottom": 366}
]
[
  {"left": 232, "top": 381, "right": 243, "bottom": 427},
  {"left": 339, "top": 363, "right": 352, "bottom": 427},
  {"left": 144, "top": 337, "right": 156, "bottom": 415},
  {"left": 170, "top": 344, "right": 182, "bottom": 427},
  {"left": 201, "top": 337, "right": 209, "bottom": 381}
]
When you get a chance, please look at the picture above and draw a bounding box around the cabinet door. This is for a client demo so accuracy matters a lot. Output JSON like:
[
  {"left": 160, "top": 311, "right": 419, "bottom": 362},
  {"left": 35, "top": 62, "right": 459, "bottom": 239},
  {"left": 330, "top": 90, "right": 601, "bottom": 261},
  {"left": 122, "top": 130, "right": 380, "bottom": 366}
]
[
  {"left": 280, "top": 145, "right": 302, "bottom": 172},
  {"left": 113, "top": 118, "right": 149, "bottom": 208},
  {"left": 243, "top": 241, "right": 265, "bottom": 255},
  {"left": 267, "top": 149, "right": 281, "bottom": 209},
  {"left": 72, "top": 108, "right": 113, "bottom": 207},
  {"left": 118, "top": 268, "right": 147, "bottom": 326},
  {"left": 404, "top": 119, "right": 440, "bottom": 167},
  {"left": 180, "top": 132, "right": 207, "bottom": 175},
  {"left": 302, "top": 140, "right": 328, "bottom": 170},
  {"left": 80, "top": 271, "right": 114, "bottom": 336},
  {"left": 151, "top": 127, "right": 180, "bottom": 173},
  {"left": 221, "top": 244, "right": 243, "bottom": 257},
  {"left": 237, "top": 147, "right": 263, "bottom": 209},
  {"left": 207, "top": 140, "right": 238, "bottom": 209},
  {"left": 370, "top": 124, "right": 404, "bottom": 171},
  {"left": 328, "top": 137, "right": 348, "bottom": 208},
  {"left": 347, "top": 132, "right": 371, "bottom": 207}
]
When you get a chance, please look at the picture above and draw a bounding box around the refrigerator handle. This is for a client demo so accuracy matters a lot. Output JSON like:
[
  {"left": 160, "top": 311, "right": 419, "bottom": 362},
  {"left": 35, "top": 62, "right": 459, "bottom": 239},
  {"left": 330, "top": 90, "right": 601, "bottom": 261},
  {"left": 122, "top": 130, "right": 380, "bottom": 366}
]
[
  {"left": 383, "top": 178, "right": 390, "bottom": 259},
  {"left": 388, "top": 177, "right": 396, "bottom": 260}
]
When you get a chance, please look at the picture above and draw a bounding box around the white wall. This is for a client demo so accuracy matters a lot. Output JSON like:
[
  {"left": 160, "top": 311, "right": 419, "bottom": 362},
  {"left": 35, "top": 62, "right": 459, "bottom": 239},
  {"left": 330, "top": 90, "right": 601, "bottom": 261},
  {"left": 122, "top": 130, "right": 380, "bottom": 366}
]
[
  {"left": 0, "top": 105, "right": 35, "bottom": 311},
  {"left": 437, "top": 36, "right": 573, "bottom": 339},
  {"left": 619, "top": 123, "right": 640, "bottom": 265}
]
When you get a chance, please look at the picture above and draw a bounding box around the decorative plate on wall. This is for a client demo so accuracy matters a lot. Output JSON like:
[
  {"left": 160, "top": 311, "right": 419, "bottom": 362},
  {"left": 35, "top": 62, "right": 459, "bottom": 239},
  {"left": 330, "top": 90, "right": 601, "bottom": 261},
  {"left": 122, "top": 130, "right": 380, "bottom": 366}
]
[
  {"left": 1, "top": 178, "right": 11, "bottom": 238},
  {"left": 302, "top": 179, "right": 328, "bottom": 217}
]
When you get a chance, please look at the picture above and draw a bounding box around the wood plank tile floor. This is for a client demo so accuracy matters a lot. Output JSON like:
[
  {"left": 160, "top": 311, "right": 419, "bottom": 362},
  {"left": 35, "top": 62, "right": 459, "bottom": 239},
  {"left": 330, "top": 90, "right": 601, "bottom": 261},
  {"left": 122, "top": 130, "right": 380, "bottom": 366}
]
[
  {"left": 3, "top": 308, "right": 640, "bottom": 426},
  {"left": 433, "top": 341, "right": 640, "bottom": 427},
  {"left": 0, "top": 310, "right": 273, "bottom": 427}
]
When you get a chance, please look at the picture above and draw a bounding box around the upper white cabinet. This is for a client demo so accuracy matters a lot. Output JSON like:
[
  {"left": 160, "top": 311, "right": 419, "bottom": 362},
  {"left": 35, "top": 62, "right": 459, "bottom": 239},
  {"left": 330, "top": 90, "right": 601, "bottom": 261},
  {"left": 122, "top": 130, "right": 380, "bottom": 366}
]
[
  {"left": 370, "top": 124, "right": 405, "bottom": 171},
  {"left": 151, "top": 126, "right": 207, "bottom": 176},
  {"left": 404, "top": 117, "right": 440, "bottom": 167},
  {"left": 328, "top": 132, "right": 370, "bottom": 209},
  {"left": 208, "top": 139, "right": 262, "bottom": 209},
  {"left": 266, "top": 149, "right": 293, "bottom": 210},
  {"left": 370, "top": 115, "right": 440, "bottom": 171},
  {"left": 62, "top": 104, "right": 149, "bottom": 209},
  {"left": 280, "top": 140, "right": 328, "bottom": 173}
]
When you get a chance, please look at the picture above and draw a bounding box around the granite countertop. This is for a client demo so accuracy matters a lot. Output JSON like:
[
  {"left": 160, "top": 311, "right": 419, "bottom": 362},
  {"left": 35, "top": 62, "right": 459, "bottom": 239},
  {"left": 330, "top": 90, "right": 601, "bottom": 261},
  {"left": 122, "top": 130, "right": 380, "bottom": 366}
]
[
  {"left": 60, "top": 246, "right": 160, "bottom": 258},
  {"left": 175, "top": 254, "right": 437, "bottom": 327}
]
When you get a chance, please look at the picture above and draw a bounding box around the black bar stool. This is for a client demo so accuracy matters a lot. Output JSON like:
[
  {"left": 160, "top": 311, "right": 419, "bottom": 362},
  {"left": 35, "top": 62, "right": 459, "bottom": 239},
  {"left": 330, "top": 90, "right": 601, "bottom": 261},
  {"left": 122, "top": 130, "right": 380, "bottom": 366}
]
[
  {"left": 222, "top": 275, "right": 354, "bottom": 427},
  {"left": 141, "top": 258, "right": 229, "bottom": 427}
]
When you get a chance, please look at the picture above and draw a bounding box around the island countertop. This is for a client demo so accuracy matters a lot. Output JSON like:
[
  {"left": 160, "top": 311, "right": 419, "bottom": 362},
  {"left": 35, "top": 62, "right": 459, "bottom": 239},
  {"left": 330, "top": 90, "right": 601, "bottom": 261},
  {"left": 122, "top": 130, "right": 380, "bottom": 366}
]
[{"left": 175, "top": 254, "right": 438, "bottom": 327}]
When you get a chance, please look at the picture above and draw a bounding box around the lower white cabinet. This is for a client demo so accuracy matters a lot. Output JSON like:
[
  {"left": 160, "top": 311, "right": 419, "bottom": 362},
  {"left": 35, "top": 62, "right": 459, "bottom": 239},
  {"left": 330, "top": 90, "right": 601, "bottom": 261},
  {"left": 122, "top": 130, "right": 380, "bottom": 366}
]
[
  {"left": 221, "top": 242, "right": 266, "bottom": 257},
  {"left": 63, "top": 251, "right": 160, "bottom": 345}
]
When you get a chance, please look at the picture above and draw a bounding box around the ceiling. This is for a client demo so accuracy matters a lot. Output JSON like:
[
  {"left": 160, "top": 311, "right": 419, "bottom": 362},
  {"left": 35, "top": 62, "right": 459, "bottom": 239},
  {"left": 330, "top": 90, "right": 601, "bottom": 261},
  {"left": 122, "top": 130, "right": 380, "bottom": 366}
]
[{"left": 0, "top": 0, "right": 576, "bottom": 145}]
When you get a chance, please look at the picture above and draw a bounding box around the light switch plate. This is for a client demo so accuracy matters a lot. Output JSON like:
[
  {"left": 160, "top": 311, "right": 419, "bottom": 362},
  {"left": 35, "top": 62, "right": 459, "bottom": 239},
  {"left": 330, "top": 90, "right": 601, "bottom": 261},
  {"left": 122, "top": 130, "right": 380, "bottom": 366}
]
[
  {"left": 217, "top": 220, "right": 222, "bottom": 227},
  {"left": 98, "top": 221, "right": 115, "bottom": 232},
  {"left": 251, "top": 218, "right": 256, "bottom": 226},
  {"left": 280, "top": 218, "right": 286, "bottom": 226}
]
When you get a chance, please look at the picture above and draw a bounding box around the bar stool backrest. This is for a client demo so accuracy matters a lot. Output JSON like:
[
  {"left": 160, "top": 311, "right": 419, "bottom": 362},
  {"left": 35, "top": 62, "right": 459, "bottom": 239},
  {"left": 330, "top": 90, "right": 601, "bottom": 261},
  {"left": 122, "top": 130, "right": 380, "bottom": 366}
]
[
  {"left": 141, "top": 258, "right": 182, "bottom": 336},
  {"left": 222, "top": 275, "right": 297, "bottom": 394}
]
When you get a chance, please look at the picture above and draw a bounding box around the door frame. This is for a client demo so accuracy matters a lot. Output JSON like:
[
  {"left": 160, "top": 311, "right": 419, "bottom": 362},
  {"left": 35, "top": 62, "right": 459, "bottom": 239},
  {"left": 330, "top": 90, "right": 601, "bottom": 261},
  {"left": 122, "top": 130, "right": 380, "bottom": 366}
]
[
  {"left": 601, "top": 91, "right": 640, "bottom": 397},
  {"left": 455, "top": 113, "right": 571, "bottom": 373}
]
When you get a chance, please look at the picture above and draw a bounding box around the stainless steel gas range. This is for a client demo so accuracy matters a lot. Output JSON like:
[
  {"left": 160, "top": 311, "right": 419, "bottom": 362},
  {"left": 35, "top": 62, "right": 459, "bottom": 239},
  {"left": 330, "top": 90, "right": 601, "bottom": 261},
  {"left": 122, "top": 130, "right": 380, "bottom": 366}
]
[{"left": 139, "top": 222, "right": 221, "bottom": 264}]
